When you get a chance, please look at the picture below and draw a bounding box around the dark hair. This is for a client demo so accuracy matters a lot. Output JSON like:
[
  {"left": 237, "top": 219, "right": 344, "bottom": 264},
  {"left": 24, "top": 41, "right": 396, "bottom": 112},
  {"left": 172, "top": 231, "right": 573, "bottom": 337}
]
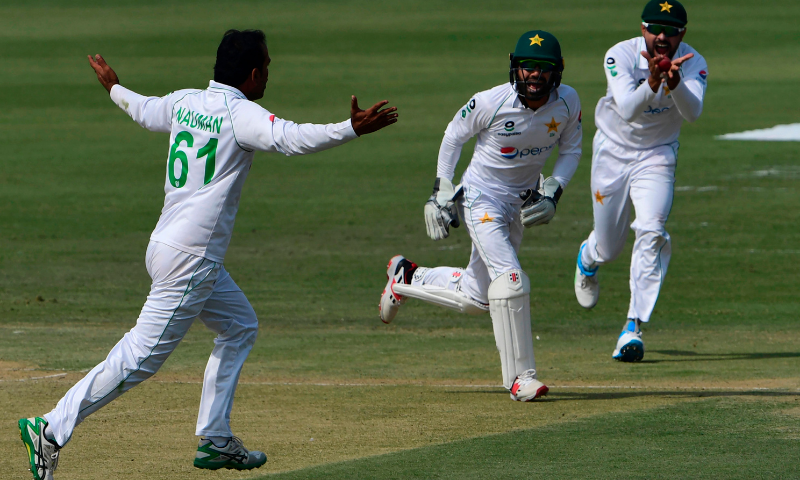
[{"left": 213, "top": 29, "right": 267, "bottom": 88}]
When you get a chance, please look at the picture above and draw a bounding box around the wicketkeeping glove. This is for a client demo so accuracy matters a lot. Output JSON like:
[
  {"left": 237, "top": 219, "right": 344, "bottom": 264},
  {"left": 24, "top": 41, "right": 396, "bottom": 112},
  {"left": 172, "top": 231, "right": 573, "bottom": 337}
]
[
  {"left": 520, "top": 175, "right": 564, "bottom": 227},
  {"left": 424, "top": 177, "right": 464, "bottom": 241}
]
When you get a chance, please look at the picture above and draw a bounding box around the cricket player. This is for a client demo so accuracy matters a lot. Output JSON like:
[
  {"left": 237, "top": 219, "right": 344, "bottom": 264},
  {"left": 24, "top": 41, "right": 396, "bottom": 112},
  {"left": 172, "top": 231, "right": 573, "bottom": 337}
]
[
  {"left": 574, "top": 0, "right": 707, "bottom": 362},
  {"left": 379, "top": 31, "right": 582, "bottom": 401},
  {"left": 18, "top": 29, "right": 397, "bottom": 479}
]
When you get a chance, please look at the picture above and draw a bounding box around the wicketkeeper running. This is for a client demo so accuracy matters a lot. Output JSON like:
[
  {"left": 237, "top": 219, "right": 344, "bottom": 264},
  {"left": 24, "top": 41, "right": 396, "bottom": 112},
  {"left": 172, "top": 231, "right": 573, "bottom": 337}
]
[{"left": 380, "top": 30, "right": 582, "bottom": 401}]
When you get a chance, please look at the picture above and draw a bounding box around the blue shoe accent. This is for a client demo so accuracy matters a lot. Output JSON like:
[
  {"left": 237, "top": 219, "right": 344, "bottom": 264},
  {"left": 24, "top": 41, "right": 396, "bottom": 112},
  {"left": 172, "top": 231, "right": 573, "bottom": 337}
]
[
  {"left": 577, "top": 243, "right": 598, "bottom": 277},
  {"left": 624, "top": 319, "right": 638, "bottom": 334}
]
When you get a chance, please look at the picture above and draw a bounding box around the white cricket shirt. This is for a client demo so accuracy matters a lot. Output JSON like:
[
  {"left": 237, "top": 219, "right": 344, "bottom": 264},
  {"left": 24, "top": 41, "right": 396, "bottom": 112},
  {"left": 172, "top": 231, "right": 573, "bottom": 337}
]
[
  {"left": 595, "top": 36, "right": 708, "bottom": 150},
  {"left": 110, "top": 81, "right": 357, "bottom": 262},
  {"left": 437, "top": 83, "right": 582, "bottom": 204}
]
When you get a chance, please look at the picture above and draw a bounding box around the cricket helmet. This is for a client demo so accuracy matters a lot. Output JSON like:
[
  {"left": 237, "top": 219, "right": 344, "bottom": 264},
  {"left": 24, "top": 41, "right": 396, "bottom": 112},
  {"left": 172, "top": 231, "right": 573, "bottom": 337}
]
[
  {"left": 509, "top": 30, "right": 564, "bottom": 102},
  {"left": 641, "top": 0, "right": 687, "bottom": 28}
]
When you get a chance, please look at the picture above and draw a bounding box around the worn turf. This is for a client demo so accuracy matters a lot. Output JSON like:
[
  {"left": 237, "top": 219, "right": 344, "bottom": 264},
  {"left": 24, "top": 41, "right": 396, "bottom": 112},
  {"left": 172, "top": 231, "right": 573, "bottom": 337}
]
[{"left": 1, "top": 0, "right": 799, "bottom": 479}]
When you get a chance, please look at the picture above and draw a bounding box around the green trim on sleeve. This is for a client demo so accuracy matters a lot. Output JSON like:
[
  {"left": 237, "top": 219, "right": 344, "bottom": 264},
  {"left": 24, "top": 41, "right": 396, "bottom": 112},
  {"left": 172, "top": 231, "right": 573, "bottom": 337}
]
[
  {"left": 560, "top": 96, "right": 570, "bottom": 116},
  {"left": 223, "top": 95, "right": 253, "bottom": 152}
]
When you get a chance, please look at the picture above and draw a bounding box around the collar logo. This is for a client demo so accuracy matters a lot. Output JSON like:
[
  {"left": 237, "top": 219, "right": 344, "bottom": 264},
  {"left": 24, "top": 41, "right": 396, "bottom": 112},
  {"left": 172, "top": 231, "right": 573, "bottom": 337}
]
[
  {"left": 660, "top": 1, "right": 672, "bottom": 12},
  {"left": 529, "top": 34, "right": 543, "bottom": 46}
]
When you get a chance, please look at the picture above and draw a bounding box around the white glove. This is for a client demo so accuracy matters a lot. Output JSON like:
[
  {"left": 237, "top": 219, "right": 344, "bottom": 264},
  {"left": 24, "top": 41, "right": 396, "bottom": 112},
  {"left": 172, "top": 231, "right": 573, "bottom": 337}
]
[
  {"left": 424, "top": 177, "right": 464, "bottom": 241},
  {"left": 520, "top": 175, "right": 563, "bottom": 227}
]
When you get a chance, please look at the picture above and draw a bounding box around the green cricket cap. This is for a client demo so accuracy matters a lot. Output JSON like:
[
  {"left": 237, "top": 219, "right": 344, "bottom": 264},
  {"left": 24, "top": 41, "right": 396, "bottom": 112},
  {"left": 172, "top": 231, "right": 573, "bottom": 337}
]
[
  {"left": 512, "top": 30, "right": 562, "bottom": 63},
  {"left": 641, "top": 0, "right": 687, "bottom": 27}
]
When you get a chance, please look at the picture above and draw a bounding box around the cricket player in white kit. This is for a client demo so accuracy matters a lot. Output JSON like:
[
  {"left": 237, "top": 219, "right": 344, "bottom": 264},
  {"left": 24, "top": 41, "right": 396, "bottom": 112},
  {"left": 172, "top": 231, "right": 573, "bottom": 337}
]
[
  {"left": 379, "top": 31, "right": 582, "bottom": 401},
  {"left": 18, "top": 29, "right": 397, "bottom": 480},
  {"left": 574, "top": 0, "right": 707, "bottom": 362}
]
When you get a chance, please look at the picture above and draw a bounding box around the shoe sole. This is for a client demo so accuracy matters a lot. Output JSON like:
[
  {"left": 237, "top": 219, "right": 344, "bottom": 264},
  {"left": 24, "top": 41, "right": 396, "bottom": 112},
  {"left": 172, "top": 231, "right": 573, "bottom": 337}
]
[
  {"left": 194, "top": 458, "right": 267, "bottom": 470},
  {"left": 511, "top": 384, "right": 549, "bottom": 402},
  {"left": 613, "top": 341, "right": 644, "bottom": 362},
  {"left": 379, "top": 255, "right": 405, "bottom": 324}
]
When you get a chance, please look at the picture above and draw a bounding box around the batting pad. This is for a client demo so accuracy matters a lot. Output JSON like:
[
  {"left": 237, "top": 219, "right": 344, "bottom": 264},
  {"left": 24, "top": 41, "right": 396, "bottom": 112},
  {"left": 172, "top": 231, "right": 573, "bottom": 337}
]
[
  {"left": 488, "top": 270, "right": 535, "bottom": 389},
  {"left": 393, "top": 284, "right": 488, "bottom": 315}
]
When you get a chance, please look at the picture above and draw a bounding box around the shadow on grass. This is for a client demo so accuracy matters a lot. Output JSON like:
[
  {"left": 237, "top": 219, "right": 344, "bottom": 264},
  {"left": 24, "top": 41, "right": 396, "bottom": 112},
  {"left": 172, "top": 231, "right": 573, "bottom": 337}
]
[
  {"left": 446, "top": 389, "right": 800, "bottom": 402},
  {"left": 641, "top": 350, "right": 800, "bottom": 363}
]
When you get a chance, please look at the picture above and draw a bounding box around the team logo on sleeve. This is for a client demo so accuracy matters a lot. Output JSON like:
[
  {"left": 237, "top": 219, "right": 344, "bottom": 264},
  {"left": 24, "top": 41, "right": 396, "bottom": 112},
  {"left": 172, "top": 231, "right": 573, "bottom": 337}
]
[
  {"left": 606, "top": 58, "right": 618, "bottom": 77},
  {"left": 698, "top": 70, "right": 708, "bottom": 82},
  {"left": 461, "top": 98, "right": 477, "bottom": 118},
  {"left": 500, "top": 147, "right": 518, "bottom": 159},
  {"left": 578, "top": 111, "right": 582, "bottom": 123}
]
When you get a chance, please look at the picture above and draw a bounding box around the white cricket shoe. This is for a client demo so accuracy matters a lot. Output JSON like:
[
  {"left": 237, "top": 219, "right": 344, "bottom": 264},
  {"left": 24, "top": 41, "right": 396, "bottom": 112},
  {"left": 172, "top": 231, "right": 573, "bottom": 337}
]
[
  {"left": 510, "top": 369, "right": 549, "bottom": 401},
  {"left": 18, "top": 417, "right": 59, "bottom": 480},
  {"left": 379, "top": 255, "right": 418, "bottom": 324},
  {"left": 194, "top": 436, "right": 267, "bottom": 470},
  {"left": 612, "top": 319, "right": 645, "bottom": 362},
  {"left": 574, "top": 241, "right": 599, "bottom": 309}
]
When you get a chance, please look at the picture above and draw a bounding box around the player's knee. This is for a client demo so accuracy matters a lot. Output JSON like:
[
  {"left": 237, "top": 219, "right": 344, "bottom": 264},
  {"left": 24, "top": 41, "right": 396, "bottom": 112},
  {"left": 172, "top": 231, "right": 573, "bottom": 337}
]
[
  {"left": 489, "top": 269, "right": 531, "bottom": 300},
  {"left": 635, "top": 225, "right": 669, "bottom": 247},
  {"left": 225, "top": 315, "right": 259, "bottom": 345}
]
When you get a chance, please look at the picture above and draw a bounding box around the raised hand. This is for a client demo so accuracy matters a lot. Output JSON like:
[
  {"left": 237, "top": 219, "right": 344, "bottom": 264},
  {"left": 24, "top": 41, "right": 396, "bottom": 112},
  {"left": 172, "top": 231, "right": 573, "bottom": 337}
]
[
  {"left": 87, "top": 54, "right": 120, "bottom": 93},
  {"left": 350, "top": 96, "right": 398, "bottom": 136}
]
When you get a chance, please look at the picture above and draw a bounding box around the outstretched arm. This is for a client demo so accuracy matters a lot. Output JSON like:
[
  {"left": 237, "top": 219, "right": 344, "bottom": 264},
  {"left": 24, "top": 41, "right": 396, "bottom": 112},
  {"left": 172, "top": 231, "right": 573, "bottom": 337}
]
[
  {"left": 235, "top": 96, "right": 397, "bottom": 155},
  {"left": 88, "top": 54, "right": 184, "bottom": 133}
]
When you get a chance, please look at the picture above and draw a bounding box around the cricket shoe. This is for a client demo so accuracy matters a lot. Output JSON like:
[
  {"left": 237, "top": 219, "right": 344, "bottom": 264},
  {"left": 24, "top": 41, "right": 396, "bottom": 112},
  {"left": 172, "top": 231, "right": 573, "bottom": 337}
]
[
  {"left": 612, "top": 319, "right": 645, "bottom": 362},
  {"left": 379, "top": 255, "right": 418, "bottom": 324},
  {"left": 510, "top": 369, "right": 549, "bottom": 402},
  {"left": 194, "top": 436, "right": 267, "bottom": 470},
  {"left": 18, "top": 417, "right": 60, "bottom": 480},
  {"left": 574, "top": 240, "right": 599, "bottom": 309}
]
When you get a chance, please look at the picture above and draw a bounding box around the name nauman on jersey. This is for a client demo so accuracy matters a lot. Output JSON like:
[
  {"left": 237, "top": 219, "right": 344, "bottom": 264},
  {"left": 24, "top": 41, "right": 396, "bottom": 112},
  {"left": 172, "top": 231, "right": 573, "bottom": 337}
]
[{"left": 175, "top": 107, "right": 223, "bottom": 134}]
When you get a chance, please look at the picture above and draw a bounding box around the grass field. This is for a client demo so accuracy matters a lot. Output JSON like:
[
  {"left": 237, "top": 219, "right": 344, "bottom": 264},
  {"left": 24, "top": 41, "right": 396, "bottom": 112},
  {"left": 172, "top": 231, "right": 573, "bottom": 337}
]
[{"left": 1, "top": 0, "right": 799, "bottom": 478}]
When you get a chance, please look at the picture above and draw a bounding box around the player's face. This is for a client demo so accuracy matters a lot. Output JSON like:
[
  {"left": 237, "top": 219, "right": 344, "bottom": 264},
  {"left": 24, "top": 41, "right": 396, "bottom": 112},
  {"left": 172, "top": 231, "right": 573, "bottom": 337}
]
[
  {"left": 251, "top": 45, "right": 271, "bottom": 100},
  {"left": 641, "top": 23, "right": 686, "bottom": 59},
  {"left": 516, "top": 66, "right": 552, "bottom": 98}
]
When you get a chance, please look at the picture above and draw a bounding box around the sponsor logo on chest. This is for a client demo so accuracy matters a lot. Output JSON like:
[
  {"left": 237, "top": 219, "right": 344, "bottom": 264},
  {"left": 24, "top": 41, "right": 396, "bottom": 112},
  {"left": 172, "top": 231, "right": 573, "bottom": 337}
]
[{"left": 500, "top": 143, "right": 556, "bottom": 159}]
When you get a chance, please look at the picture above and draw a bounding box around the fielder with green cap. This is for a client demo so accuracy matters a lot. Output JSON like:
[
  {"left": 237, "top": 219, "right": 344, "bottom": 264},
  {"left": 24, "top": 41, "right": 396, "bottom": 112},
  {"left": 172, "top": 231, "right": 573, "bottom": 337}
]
[
  {"left": 378, "top": 30, "right": 583, "bottom": 401},
  {"left": 574, "top": 0, "right": 708, "bottom": 362}
]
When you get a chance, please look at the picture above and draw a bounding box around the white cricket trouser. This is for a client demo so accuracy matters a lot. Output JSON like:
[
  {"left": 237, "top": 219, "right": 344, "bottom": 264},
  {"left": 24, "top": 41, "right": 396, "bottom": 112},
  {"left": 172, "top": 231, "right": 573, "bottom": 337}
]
[
  {"left": 44, "top": 241, "right": 258, "bottom": 446},
  {"left": 413, "top": 184, "right": 524, "bottom": 305},
  {"left": 580, "top": 130, "right": 677, "bottom": 323}
]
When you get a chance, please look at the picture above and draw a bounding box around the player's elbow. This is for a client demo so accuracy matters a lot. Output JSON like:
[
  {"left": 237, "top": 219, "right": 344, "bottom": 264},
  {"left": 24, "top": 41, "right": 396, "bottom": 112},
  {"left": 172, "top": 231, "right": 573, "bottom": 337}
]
[
  {"left": 615, "top": 102, "right": 639, "bottom": 123},
  {"left": 619, "top": 108, "right": 638, "bottom": 123},
  {"left": 683, "top": 107, "right": 703, "bottom": 123}
]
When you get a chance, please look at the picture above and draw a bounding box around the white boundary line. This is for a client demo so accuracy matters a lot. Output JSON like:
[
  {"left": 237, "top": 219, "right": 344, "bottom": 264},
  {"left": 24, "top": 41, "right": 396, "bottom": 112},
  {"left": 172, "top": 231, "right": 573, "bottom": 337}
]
[
  {"left": 5, "top": 374, "right": 796, "bottom": 392},
  {"left": 0, "top": 373, "right": 68, "bottom": 383}
]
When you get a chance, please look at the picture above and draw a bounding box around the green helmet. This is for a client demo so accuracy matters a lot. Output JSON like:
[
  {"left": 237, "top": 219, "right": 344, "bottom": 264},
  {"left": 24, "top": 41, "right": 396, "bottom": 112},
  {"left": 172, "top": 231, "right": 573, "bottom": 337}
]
[{"left": 509, "top": 30, "right": 564, "bottom": 102}]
